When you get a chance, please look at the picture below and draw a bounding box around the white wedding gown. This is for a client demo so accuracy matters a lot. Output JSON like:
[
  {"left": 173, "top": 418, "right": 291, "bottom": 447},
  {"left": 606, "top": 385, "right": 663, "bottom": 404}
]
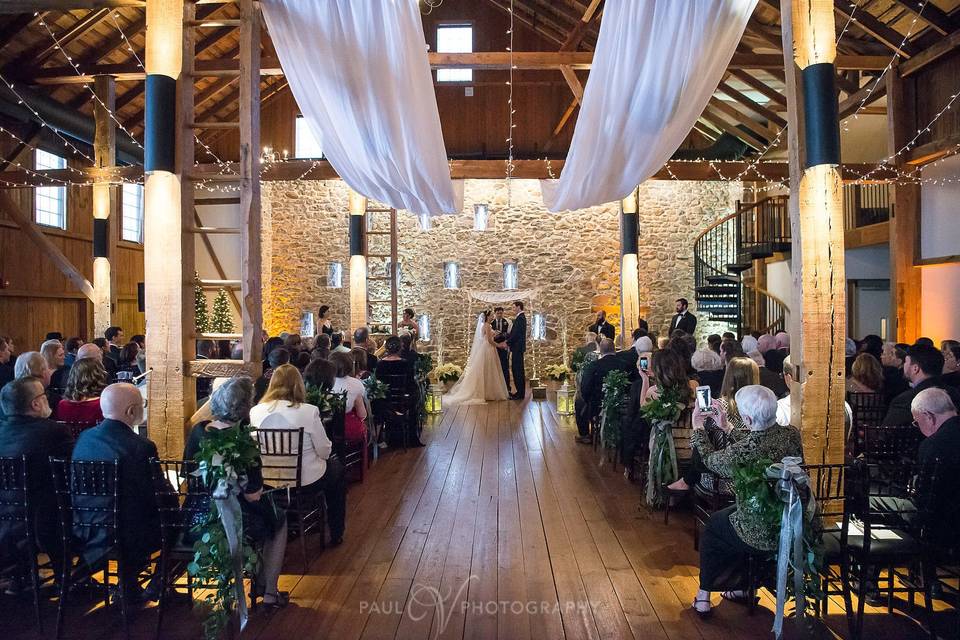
[{"left": 445, "top": 315, "right": 509, "bottom": 405}]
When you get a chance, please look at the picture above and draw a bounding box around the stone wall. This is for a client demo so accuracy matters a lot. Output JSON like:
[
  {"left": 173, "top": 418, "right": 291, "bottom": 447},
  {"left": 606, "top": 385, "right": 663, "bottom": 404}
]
[{"left": 263, "top": 178, "right": 739, "bottom": 374}]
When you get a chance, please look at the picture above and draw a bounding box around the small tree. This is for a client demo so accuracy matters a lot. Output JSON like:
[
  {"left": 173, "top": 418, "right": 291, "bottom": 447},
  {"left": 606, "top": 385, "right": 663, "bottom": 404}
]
[
  {"left": 210, "top": 288, "right": 234, "bottom": 333},
  {"left": 194, "top": 272, "right": 210, "bottom": 333}
]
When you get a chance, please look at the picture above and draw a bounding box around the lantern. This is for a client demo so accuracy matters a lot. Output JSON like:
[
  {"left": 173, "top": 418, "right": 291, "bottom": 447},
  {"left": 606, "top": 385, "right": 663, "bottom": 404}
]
[
  {"left": 556, "top": 381, "right": 575, "bottom": 416},
  {"left": 426, "top": 383, "right": 443, "bottom": 414}
]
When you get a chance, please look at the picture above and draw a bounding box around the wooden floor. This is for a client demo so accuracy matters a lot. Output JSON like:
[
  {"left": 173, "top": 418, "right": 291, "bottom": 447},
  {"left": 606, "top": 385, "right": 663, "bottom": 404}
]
[{"left": 4, "top": 399, "right": 950, "bottom": 639}]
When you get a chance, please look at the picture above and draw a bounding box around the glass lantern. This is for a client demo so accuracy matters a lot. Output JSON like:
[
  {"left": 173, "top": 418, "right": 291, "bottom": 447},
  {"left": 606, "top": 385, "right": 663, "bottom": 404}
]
[
  {"left": 556, "top": 381, "right": 575, "bottom": 416},
  {"left": 426, "top": 383, "right": 443, "bottom": 414}
]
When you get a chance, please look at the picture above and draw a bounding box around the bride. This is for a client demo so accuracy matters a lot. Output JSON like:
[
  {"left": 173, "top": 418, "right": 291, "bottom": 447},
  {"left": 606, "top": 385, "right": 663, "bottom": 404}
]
[{"left": 445, "top": 310, "right": 509, "bottom": 405}]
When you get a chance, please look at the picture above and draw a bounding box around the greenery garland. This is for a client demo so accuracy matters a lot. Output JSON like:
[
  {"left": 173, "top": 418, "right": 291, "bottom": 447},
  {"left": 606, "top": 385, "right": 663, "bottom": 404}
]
[
  {"left": 599, "top": 370, "right": 631, "bottom": 449},
  {"left": 641, "top": 386, "right": 684, "bottom": 508},
  {"left": 305, "top": 384, "right": 348, "bottom": 423},
  {"left": 187, "top": 423, "right": 262, "bottom": 640},
  {"left": 362, "top": 374, "right": 389, "bottom": 400}
]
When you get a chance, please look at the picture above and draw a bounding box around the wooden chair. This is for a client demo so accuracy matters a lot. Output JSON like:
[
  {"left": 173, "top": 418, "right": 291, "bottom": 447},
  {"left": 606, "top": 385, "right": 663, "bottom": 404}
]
[
  {"left": 256, "top": 427, "right": 326, "bottom": 574},
  {"left": 846, "top": 392, "right": 887, "bottom": 458},
  {"left": 49, "top": 457, "right": 131, "bottom": 640},
  {"left": 377, "top": 373, "right": 416, "bottom": 450},
  {"left": 55, "top": 420, "right": 98, "bottom": 440},
  {"left": 0, "top": 455, "right": 44, "bottom": 632},
  {"left": 804, "top": 462, "right": 848, "bottom": 617},
  {"left": 324, "top": 392, "right": 366, "bottom": 482},
  {"left": 862, "top": 424, "right": 923, "bottom": 465}
]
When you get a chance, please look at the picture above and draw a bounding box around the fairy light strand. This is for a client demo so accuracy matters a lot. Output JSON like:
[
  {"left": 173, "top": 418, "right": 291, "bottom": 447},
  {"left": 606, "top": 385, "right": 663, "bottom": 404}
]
[{"left": 505, "top": 0, "right": 515, "bottom": 205}]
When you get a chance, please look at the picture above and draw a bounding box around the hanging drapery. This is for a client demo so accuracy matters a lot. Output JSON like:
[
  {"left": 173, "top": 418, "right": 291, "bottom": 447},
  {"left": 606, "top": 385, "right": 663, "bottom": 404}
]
[
  {"left": 463, "top": 289, "right": 540, "bottom": 304},
  {"left": 540, "top": 0, "right": 758, "bottom": 212},
  {"left": 261, "top": 0, "right": 457, "bottom": 217}
]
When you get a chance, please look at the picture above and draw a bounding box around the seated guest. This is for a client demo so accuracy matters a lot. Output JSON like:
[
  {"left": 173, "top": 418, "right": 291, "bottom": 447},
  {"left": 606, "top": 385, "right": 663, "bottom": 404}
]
[
  {"left": 691, "top": 385, "right": 803, "bottom": 616},
  {"left": 0, "top": 377, "right": 74, "bottom": 568},
  {"left": 399, "top": 333, "right": 417, "bottom": 363},
  {"left": 284, "top": 333, "right": 303, "bottom": 354},
  {"left": 41, "top": 339, "right": 68, "bottom": 393},
  {"left": 104, "top": 326, "right": 124, "bottom": 362},
  {"left": 76, "top": 342, "right": 104, "bottom": 363},
  {"left": 941, "top": 340, "right": 960, "bottom": 389},
  {"left": 0, "top": 336, "right": 13, "bottom": 389},
  {"left": 184, "top": 378, "right": 289, "bottom": 606},
  {"left": 57, "top": 358, "right": 108, "bottom": 424},
  {"left": 292, "top": 351, "right": 311, "bottom": 371},
  {"left": 881, "top": 341, "right": 910, "bottom": 402},
  {"left": 353, "top": 327, "right": 379, "bottom": 372},
  {"left": 64, "top": 337, "right": 83, "bottom": 368},
  {"left": 304, "top": 358, "right": 336, "bottom": 392},
  {"left": 351, "top": 347, "right": 371, "bottom": 380},
  {"left": 254, "top": 347, "right": 290, "bottom": 403},
  {"left": 376, "top": 336, "right": 423, "bottom": 447},
  {"left": 777, "top": 357, "right": 852, "bottom": 429},
  {"left": 908, "top": 388, "right": 960, "bottom": 545},
  {"left": 883, "top": 344, "right": 960, "bottom": 426},
  {"left": 758, "top": 334, "right": 783, "bottom": 373},
  {"left": 588, "top": 310, "right": 615, "bottom": 341},
  {"left": 195, "top": 340, "right": 218, "bottom": 401},
  {"left": 331, "top": 352, "right": 368, "bottom": 441},
  {"left": 692, "top": 349, "right": 724, "bottom": 396},
  {"left": 12, "top": 352, "right": 56, "bottom": 418},
  {"left": 707, "top": 334, "right": 722, "bottom": 355},
  {"left": 130, "top": 334, "right": 145, "bottom": 350},
  {"left": 72, "top": 383, "right": 160, "bottom": 601},
  {"left": 261, "top": 336, "right": 284, "bottom": 363},
  {"left": 574, "top": 339, "right": 625, "bottom": 444},
  {"left": 847, "top": 353, "right": 883, "bottom": 394},
  {"left": 249, "top": 364, "right": 345, "bottom": 545},
  {"left": 774, "top": 331, "right": 790, "bottom": 354},
  {"left": 331, "top": 332, "right": 350, "bottom": 354},
  {"left": 91, "top": 338, "right": 118, "bottom": 380},
  {"left": 916, "top": 337, "right": 935, "bottom": 348},
  {"left": 312, "top": 333, "right": 332, "bottom": 361},
  {"left": 115, "top": 342, "right": 140, "bottom": 379}
]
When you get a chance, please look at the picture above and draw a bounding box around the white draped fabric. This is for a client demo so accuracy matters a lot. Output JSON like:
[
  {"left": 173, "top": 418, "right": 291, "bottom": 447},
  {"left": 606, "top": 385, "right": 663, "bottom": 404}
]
[
  {"left": 463, "top": 289, "right": 540, "bottom": 303},
  {"left": 540, "top": 0, "right": 758, "bottom": 212},
  {"left": 261, "top": 0, "right": 457, "bottom": 217}
]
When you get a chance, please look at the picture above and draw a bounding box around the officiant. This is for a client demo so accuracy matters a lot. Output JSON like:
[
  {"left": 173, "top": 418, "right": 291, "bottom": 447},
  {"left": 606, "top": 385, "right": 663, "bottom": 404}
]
[
  {"left": 589, "top": 310, "right": 615, "bottom": 341},
  {"left": 491, "top": 307, "right": 511, "bottom": 389}
]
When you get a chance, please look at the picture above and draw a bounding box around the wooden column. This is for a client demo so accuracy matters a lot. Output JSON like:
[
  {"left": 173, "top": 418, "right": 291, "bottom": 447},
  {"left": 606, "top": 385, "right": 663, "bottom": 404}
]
[
  {"left": 92, "top": 75, "right": 117, "bottom": 337},
  {"left": 783, "top": 0, "right": 847, "bottom": 464},
  {"left": 144, "top": 0, "right": 192, "bottom": 458},
  {"left": 887, "top": 64, "right": 921, "bottom": 343},
  {"left": 619, "top": 187, "right": 640, "bottom": 345},
  {"left": 349, "top": 190, "right": 368, "bottom": 333}
]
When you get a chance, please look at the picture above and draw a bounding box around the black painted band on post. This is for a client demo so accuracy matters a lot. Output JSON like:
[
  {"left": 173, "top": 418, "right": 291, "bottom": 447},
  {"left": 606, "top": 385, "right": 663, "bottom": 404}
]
[
  {"left": 93, "top": 218, "right": 109, "bottom": 258},
  {"left": 349, "top": 214, "right": 364, "bottom": 256},
  {"left": 621, "top": 212, "right": 638, "bottom": 255},
  {"left": 802, "top": 62, "right": 841, "bottom": 169},
  {"left": 145, "top": 74, "right": 176, "bottom": 173},
  {"left": 137, "top": 282, "right": 145, "bottom": 313}
]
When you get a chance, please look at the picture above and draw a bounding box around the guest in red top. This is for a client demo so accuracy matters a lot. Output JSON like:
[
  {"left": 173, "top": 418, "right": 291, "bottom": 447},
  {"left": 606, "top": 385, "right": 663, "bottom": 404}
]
[{"left": 57, "top": 358, "right": 108, "bottom": 425}]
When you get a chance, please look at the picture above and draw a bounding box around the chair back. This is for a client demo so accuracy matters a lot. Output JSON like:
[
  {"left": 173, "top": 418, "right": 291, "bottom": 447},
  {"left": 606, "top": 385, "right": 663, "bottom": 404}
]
[
  {"left": 323, "top": 393, "right": 348, "bottom": 440},
  {"left": 150, "top": 459, "right": 207, "bottom": 547},
  {"left": 671, "top": 407, "right": 693, "bottom": 463},
  {"left": 804, "top": 463, "right": 847, "bottom": 529},
  {"left": 378, "top": 373, "right": 414, "bottom": 417},
  {"left": 911, "top": 459, "right": 960, "bottom": 551},
  {"left": 56, "top": 420, "right": 98, "bottom": 440},
  {"left": 256, "top": 427, "right": 305, "bottom": 488},
  {"left": 49, "top": 457, "right": 120, "bottom": 549},
  {"left": 0, "top": 455, "right": 29, "bottom": 539},
  {"left": 846, "top": 392, "right": 887, "bottom": 457},
  {"left": 842, "top": 459, "right": 916, "bottom": 554},
  {"left": 862, "top": 424, "right": 922, "bottom": 464}
]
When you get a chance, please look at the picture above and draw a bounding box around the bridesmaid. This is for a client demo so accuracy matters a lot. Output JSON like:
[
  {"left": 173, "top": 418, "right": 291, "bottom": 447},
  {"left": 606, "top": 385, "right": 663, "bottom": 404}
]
[{"left": 318, "top": 305, "right": 334, "bottom": 337}]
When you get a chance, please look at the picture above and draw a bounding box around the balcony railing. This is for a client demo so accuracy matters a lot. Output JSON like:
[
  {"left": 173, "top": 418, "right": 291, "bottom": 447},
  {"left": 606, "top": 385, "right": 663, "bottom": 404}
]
[{"left": 843, "top": 183, "right": 890, "bottom": 230}]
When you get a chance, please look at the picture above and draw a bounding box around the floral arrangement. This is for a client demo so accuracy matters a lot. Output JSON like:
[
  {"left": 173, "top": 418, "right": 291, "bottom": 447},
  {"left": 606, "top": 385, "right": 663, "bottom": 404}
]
[
  {"left": 433, "top": 363, "right": 463, "bottom": 384},
  {"left": 305, "top": 384, "right": 347, "bottom": 419},
  {"left": 544, "top": 363, "right": 572, "bottom": 383},
  {"left": 362, "top": 374, "right": 389, "bottom": 400},
  {"left": 370, "top": 323, "right": 391, "bottom": 335},
  {"left": 187, "top": 423, "right": 262, "bottom": 640},
  {"left": 599, "top": 370, "right": 631, "bottom": 449},
  {"left": 570, "top": 348, "right": 587, "bottom": 373},
  {"left": 642, "top": 386, "right": 684, "bottom": 508}
]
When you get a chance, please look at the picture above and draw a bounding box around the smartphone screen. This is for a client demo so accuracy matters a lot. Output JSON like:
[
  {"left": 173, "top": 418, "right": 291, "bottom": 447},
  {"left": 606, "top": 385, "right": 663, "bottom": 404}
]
[
  {"left": 640, "top": 356, "right": 648, "bottom": 371},
  {"left": 696, "top": 385, "right": 711, "bottom": 411}
]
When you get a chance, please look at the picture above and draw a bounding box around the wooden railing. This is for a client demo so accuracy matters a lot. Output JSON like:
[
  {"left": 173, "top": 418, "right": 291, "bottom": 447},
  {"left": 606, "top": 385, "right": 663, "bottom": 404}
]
[
  {"left": 742, "top": 285, "right": 789, "bottom": 335},
  {"left": 843, "top": 183, "right": 890, "bottom": 230}
]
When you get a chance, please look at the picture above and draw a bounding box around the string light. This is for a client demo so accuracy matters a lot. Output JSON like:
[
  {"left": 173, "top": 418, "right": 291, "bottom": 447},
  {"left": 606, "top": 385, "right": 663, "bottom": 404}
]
[{"left": 505, "top": 0, "right": 515, "bottom": 205}]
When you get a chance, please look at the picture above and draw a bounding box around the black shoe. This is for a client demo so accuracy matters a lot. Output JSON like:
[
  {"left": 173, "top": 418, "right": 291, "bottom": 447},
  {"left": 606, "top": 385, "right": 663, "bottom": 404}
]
[{"left": 509, "top": 393, "right": 522, "bottom": 400}]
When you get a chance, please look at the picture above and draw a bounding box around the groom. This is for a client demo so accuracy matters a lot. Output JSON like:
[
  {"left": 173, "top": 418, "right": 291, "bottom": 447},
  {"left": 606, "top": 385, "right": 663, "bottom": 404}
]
[{"left": 506, "top": 301, "right": 527, "bottom": 400}]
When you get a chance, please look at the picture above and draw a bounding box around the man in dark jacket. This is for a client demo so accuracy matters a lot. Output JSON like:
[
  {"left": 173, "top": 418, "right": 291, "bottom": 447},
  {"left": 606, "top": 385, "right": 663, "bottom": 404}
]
[
  {"left": 0, "top": 377, "right": 74, "bottom": 568},
  {"left": 588, "top": 311, "right": 616, "bottom": 341},
  {"left": 669, "top": 298, "right": 697, "bottom": 335},
  {"left": 574, "top": 339, "right": 629, "bottom": 444},
  {"left": 883, "top": 344, "right": 960, "bottom": 426},
  {"left": 72, "top": 383, "right": 160, "bottom": 599}
]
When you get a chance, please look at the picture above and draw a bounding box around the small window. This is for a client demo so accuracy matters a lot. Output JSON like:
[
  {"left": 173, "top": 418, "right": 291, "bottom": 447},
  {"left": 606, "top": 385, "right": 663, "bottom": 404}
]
[
  {"left": 532, "top": 313, "right": 546, "bottom": 341},
  {"left": 299, "top": 310, "right": 315, "bottom": 337},
  {"left": 437, "top": 24, "right": 473, "bottom": 83},
  {"left": 294, "top": 116, "right": 323, "bottom": 159},
  {"left": 503, "top": 260, "right": 518, "bottom": 291},
  {"left": 443, "top": 261, "right": 460, "bottom": 290},
  {"left": 121, "top": 183, "right": 144, "bottom": 243},
  {"left": 473, "top": 203, "right": 489, "bottom": 231},
  {"left": 327, "top": 262, "right": 343, "bottom": 288},
  {"left": 417, "top": 315, "right": 431, "bottom": 341},
  {"left": 35, "top": 150, "right": 67, "bottom": 229}
]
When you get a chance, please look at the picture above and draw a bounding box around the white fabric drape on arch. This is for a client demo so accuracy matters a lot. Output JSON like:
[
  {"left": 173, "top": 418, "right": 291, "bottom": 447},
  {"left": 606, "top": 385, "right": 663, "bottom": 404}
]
[
  {"left": 260, "top": 0, "right": 457, "bottom": 217},
  {"left": 463, "top": 289, "right": 540, "bottom": 304},
  {"left": 540, "top": 0, "right": 758, "bottom": 212}
]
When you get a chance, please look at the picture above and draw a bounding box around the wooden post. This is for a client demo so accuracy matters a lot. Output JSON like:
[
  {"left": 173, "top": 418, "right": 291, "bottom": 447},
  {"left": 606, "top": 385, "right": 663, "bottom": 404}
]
[
  {"left": 144, "top": 0, "right": 192, "bottom": 458},
  {"left": 887, "top": 64, "right": 921, "bottom": 343},
  {"left": 92, "top": 75, "right": 117, "bottom": 337},
  {"left": 349, "top": 189, "right": 368, "bottom": 333},
  {"left": 619, "top": 187, "right": 640, "bottom": 345},
  {"left": 783, "top": 0, "right": 847, "bottom": 464}
]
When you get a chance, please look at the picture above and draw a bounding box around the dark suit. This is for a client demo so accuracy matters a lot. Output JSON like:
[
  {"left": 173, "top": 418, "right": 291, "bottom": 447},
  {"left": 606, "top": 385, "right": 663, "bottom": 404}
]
[
  {"left": 0, "top": 415, "right": 74, "bottom": 560},
  {"left": 365, "top": 350, "right": 379, "bottom": 373},
  {"left": 507, "top": 313, "right": 527, "bottom": 398},
  {"left": 883, "top": 377, "right": 960, "bottom": 426},
  {"left": 882, "top": 365, "right": 910, "bottom": 404},
  {"left": 0, "top": 363, "right": 14, "bottom": 389},
  {"left": 491, "top": 318, "right": 511, "bottom": 389},
  {"left": 71, "top": 419, "right": 161, "bottom": 574},
  {"left": 575, "top": 354, "right": 630, "bottom": 437},
  {"left": 918, "top": 415, "right": 960, "bottom": 546},
  {"left": 759, "top": 366, "right": 788, "bottom": 399},
  {"left": 589, "top": 320, "right": 615, "bottom": 341},
  {"left": 694, "top": 369, "right": 725, "bottom": 397},
  {"left": 763, "top": 349, "right": 787, "bottom": 375},
  {"left": 670, "top": 311, "right": 697, "bottom": 335}
]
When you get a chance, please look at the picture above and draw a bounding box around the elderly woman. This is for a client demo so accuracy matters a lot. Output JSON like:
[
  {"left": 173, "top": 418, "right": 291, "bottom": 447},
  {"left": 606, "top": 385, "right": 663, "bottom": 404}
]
[
  {"left": 691, "top": 348, "right": 724, "bottom": 397},
  {"left": 690, "top": 385, "right": 803, "bottom": 617},
  {"left": 183, "top": 377, "right": 289, "bottom": 608}
]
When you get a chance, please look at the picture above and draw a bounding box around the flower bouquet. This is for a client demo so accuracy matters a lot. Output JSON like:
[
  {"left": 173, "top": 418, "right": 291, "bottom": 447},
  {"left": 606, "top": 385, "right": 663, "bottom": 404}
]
[
  {"left": 544, "top": 363, "right": 572, "bottom": 383},
  {"left": 433, "top": 363, "right": 463, "bottom": 386}
]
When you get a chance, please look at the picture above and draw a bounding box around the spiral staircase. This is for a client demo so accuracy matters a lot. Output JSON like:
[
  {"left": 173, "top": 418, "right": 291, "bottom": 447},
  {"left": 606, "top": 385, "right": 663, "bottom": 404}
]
[{"left": 693, "top": 196, "right": 791, "bottom": 336}]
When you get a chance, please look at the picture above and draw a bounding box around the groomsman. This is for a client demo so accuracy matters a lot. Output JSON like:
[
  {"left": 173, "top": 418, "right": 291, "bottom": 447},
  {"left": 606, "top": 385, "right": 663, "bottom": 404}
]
[
  {"left": 491, "top": 307, "right": 511, "bottom": 390},
  {"left": 589, "top": 310, "right": 615, "bottom": 341},
  {"left": 670, "top": 298, "right": 697, "bottom": 335}
]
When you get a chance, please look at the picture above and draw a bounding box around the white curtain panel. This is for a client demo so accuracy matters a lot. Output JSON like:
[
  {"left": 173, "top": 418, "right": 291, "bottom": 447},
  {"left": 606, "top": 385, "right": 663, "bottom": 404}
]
[
  {"left": 540, "top": 0, "right": 758, "bottom": 212},
  {"left": 261, "top": 0, "right": 457, "bottom": 216}
]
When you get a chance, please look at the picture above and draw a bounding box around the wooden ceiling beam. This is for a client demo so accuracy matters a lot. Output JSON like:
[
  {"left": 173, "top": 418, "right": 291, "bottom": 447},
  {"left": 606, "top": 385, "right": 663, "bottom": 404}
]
[
  {"left": 5, "top": 9, "right": 110, "bottom": 72},
  {"left": 888, "top": 0, "right": 958, "bottom": 36},
  {"left": 833, "top": 0, "right": 917, "bottom": 58},
  {"left": 900, "top": 27, "right": 960, "bottom": 77},
  {"left": 729, "top": 69, "right": 787, "bottom": 107},
  {"left": 717, "top": 81, "right": 787, "bottom": 128},
  {"left": 0, "top": 1, "right": 143, "bottom": 11},
  {"left": 0, "top": 14, "right": 40, "bottom": 53},
  {"left": 700, "top": 107, "right": 768, "bottom": 150},
  {"left": 707, "top": 98, "right": 777, "bottom": 141},
  {"left": 838, "top": 80, "right": 887, "bottom": 120},
  {"left": 485, "top": 0, "right": 567, "bottom": 48}
]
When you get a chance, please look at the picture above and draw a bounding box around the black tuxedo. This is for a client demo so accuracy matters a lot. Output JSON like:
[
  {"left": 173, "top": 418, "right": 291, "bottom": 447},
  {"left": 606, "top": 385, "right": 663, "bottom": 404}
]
[
  {"left": 0, "top": 415, "right": 73, "bottom": 559},
  {"left": 507, "top": 313, "right": 527, "bottom": 397},
  {"left": 72, "top": 419, "right": 161, "bottom": 569},
  {"left": 491, "top": 318, "right": 511, "bottom": 388},
  {"left": 883, "top": 377, "right": 960, "bottom": 426},
  {"left": 589, "top": 320, "right": 615, "bottom": 341},
  {"left": 670, "top": 311, "right": 697, "bottom": 335}
]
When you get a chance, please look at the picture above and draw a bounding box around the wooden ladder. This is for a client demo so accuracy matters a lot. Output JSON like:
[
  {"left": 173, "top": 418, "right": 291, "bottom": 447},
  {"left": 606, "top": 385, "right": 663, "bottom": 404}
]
[
  {"left": 364, "top": 205, "right": 399, "bottom": 334},
  {"left": 182, "top": 0, "right": 262, "bottom": 378}
]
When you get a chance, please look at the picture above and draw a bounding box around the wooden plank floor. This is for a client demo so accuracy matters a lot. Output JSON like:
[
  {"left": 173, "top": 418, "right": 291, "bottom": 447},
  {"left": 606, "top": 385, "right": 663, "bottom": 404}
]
[{"left": 4, "top": 399, "right": 951, "bottom": 639}]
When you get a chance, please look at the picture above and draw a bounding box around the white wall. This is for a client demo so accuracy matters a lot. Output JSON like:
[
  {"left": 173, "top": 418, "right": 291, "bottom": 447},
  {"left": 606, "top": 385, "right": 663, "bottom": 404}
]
[
  {"left": 766, "top": 259, "right": 792, "bottom": 327},
  {"left": 845, "top": 245, "right": 889, "bottom": 280},
  {"left": 920, "top": 155, "right": 960, "bottom": 342}
]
